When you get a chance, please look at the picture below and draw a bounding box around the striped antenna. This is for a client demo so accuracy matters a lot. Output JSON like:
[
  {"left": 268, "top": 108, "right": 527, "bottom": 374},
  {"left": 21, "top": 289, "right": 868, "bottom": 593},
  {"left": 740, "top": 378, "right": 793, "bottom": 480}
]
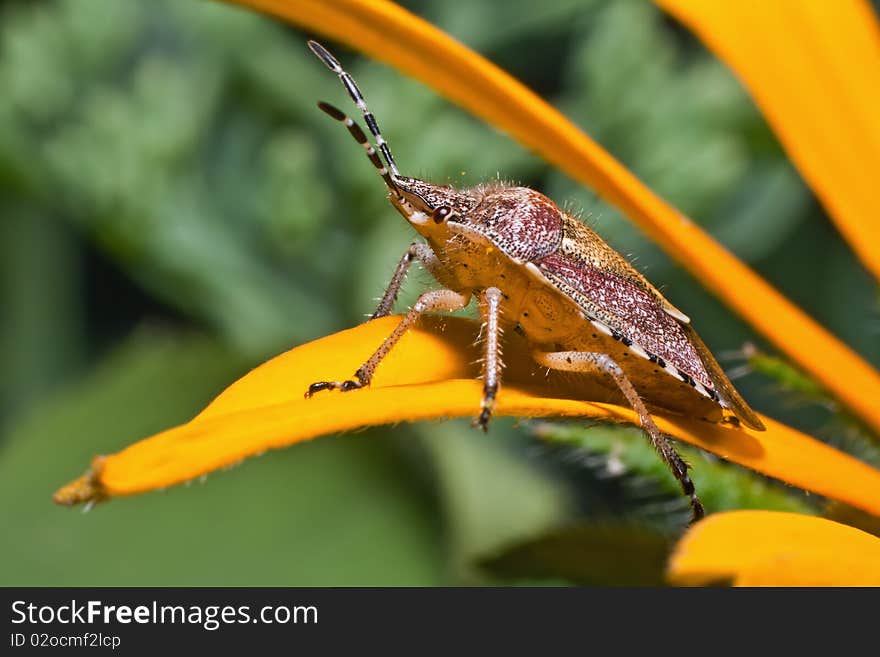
[
  {"left": 317, "top": 101, "right": 400, "bottom": 196},
  {"left": 308, "top": 40, "right": 400, "bottom": 177}
]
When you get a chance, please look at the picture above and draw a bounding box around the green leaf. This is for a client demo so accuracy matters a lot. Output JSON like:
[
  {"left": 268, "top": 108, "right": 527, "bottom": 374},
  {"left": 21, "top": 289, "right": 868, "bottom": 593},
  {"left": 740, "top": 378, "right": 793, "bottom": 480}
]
[
  {"left": 419, "top": 422, "right": 575, "bottom": 584},
  {"left": 480, "top": 522, "right": 671, "bottom": 586},
  {"left": 533, "top": 422, "right": 814, "bottom": 519}
]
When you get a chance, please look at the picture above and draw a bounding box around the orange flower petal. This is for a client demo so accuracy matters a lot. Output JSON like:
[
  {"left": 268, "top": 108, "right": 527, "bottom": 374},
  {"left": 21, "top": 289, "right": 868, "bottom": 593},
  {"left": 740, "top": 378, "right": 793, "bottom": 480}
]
[
  {"left": 220, "top": 0, "right": 880, "bottom": 436},
  {"left": 668, "top": 510, "right": 880, "bottom": 586},
  {"left": 656, "top": 0, "right": 880, "bottom": 282},
  {"left": 55, "top": 317, "right": 880, "bottom": 519}
]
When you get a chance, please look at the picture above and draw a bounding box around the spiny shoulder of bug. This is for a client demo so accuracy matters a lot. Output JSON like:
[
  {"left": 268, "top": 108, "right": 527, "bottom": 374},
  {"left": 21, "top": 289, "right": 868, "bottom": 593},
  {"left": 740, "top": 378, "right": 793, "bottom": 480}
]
[{"left": 388, "top": 171, "right": 678, "bottom": 311}]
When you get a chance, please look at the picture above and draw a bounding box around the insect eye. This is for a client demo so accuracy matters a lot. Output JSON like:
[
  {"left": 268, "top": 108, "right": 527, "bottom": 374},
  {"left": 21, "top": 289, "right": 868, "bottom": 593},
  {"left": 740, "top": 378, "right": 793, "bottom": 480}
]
[{"left": 432, "top": 206, "right": 452, "bottom": 223}]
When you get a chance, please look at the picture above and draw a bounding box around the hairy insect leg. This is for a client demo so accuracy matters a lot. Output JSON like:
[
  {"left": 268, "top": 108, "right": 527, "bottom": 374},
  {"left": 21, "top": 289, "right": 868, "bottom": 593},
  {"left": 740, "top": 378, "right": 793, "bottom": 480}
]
[
  {"left": 305, "top": 288, "right": 470, "bottom": 397},
  {"left": 532, "top": 350, "right": 705, "bottom": 523},
  {"left": 475, "top": 287, "right": 504, "bottom": 432},
  {"left": 371, "top": 243, "right": 442, "bottom": 319}
]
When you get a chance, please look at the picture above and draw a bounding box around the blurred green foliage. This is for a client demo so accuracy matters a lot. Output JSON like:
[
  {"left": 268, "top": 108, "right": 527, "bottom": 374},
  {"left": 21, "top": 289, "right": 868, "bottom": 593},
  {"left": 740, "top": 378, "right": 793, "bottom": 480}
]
[{"left": 1, "top": 0, "right": 878, "bottom": 585}]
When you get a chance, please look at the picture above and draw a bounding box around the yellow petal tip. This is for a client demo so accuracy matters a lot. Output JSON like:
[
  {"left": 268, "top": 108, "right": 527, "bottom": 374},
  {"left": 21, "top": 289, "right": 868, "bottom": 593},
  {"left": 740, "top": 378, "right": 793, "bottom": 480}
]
[{"left": 53, "top": 456, "right": 108, "bottom": 507}]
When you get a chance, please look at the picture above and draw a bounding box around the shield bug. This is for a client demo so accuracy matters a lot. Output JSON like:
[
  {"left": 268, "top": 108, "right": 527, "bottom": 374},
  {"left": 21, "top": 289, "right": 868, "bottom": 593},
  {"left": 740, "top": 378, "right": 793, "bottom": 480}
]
[{"left": 303, "top": 40, "right": 765, "bottom": 522}]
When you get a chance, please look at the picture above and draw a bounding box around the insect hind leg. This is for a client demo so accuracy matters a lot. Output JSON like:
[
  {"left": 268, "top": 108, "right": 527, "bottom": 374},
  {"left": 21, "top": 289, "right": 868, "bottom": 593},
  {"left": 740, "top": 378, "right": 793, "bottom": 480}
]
[{"left": 532, "top": 349, "right": 705, "bottom": 523}]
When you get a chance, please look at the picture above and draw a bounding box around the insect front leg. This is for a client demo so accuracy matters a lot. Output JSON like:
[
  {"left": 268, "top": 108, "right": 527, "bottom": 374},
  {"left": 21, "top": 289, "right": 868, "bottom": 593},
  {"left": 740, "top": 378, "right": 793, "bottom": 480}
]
[
  {"left": 476, "top": 287, "right": 504, "bottom": 432},
  {"left": 371, "top": 242, "right": 442, "bottom": 319},
  {"left": 305, "top": 288, "right": 470, "bottom": 397},
  {"left": 532, "top": 349, "right": 705, "bottom": 523}
]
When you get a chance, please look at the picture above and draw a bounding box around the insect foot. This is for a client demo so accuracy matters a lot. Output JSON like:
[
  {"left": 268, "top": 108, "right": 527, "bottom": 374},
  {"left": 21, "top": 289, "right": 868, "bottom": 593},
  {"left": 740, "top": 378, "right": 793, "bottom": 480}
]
[
  {"left": 304, "top": 378, "right": 365, "bottom": 398},
  {"left": 474, "top": 406, "right": 494, "bottom": 433}
]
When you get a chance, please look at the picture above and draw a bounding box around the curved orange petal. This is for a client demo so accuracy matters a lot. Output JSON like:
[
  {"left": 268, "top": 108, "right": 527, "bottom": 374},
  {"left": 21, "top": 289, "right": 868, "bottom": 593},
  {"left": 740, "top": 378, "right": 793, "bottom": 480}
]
[
  {"left": 219, "top": 0, "right": 880, "bottom": 436},
  {"left": 668, "top": 510, "right": 880, "bottom": 586},
  {"left": 55, "top": 317, "right": 880, "bottom": 518},
  {"left": 656, "top": 0, "right": 880, "bottom": 282}
]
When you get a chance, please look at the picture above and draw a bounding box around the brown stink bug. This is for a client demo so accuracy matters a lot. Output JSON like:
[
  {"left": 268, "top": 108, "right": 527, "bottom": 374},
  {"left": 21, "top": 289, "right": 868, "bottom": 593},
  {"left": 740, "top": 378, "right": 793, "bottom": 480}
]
[{"left": 303, "top": 40, "right": 765, "bottom": 522}]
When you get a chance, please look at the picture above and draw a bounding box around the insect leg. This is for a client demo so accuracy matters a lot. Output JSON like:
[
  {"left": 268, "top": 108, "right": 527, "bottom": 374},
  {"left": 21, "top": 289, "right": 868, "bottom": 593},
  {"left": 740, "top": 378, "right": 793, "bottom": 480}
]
[
  {"left": 305, "top": 288, "right": 470, "bottom": 397},
  {"left": 475, "top": 287, "right": 504, "bottom": 432},
  {"left": 532, "top": 350, "right": 705, "bottom": 523},
  {"left": 371, "top": 243, "right": 442, "bottom": 320}
]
